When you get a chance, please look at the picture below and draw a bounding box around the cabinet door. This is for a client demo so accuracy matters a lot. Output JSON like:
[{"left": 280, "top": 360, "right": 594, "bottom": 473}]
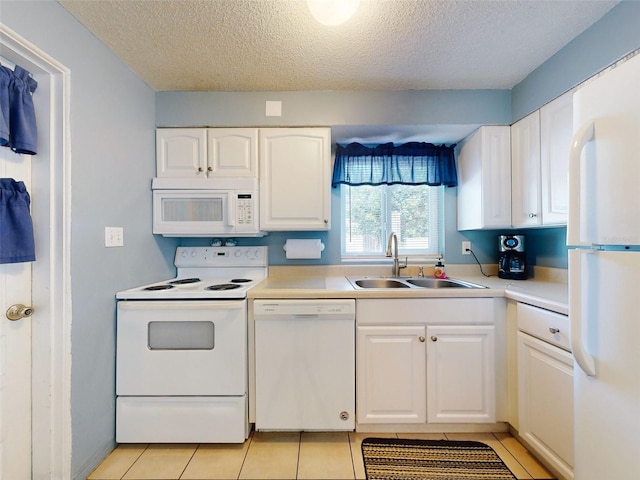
[
  {"left": 426, "top": 325, "right": 495, "bottom": 423},
  {"left": 518, "top": 331, "right": 573, "bottom": 479},
  {"left": 540, "top": 90, "right": 573, "bottom": 225},
  {"left": 511, "top": 111, "right": 541, "bottom": 227},
  {"left": 156, "top": 128, "right": 207, "bottom": 178},
  {"left": 357, "top": 325, "right": 426, "bottom": 424},
  {"left": 259, "top": 128, "right": 331, "bottom": 230},
  {"left": 456, "top": 126, "right": 512, "bottom": 230},
  {"left": 207, "top": 129, "right": 258, "bottom": 177}
]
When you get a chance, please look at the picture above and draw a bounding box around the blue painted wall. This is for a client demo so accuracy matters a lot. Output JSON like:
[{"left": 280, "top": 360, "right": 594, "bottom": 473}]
[
  {"left": 2, "top": 2, "right": 178, "bottom": 479},
  {"left": 2, "top": 1, "right": 640, "bottom": 478}
]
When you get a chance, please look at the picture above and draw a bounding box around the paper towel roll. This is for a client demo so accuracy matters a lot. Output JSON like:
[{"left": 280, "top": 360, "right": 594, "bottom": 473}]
[{"left": 284, "top": 239, "right": 325, "bottom": 259}]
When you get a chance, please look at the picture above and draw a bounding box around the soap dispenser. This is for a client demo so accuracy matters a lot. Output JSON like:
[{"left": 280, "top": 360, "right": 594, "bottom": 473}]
[{"left": 434, "top": 258, "right": 447, "bottom": 279}]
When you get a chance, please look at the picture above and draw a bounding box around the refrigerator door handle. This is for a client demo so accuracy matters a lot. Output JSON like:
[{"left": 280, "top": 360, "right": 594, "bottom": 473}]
[
  {"left": 569, "top": 249, "right": 596, "bottom": 376},
  {"left": 567, "top": 120, "right": 595, "bottom": 246}
]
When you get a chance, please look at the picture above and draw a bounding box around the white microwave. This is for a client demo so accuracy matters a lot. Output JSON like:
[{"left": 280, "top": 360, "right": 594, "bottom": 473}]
[{"left": 152, "top": 177, "right": 265, "bottom": 237}]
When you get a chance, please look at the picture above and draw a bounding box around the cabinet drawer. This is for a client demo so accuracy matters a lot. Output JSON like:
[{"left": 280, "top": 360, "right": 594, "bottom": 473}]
[
  {"left": 357, "top": 298, "right": 494, "bottom": 326},
  {"left": 517, "top": 303, "right": 570, "bottom": 351}
]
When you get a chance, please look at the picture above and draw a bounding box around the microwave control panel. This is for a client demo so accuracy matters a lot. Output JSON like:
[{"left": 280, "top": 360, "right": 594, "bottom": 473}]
[{"left": 236, "top": 193, "right": 254, "bottom": 225}]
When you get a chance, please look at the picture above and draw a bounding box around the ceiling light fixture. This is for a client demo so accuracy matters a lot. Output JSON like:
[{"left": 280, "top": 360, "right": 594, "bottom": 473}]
[{"left": 306, "top": 0, "right": 360, "bottom": 26}]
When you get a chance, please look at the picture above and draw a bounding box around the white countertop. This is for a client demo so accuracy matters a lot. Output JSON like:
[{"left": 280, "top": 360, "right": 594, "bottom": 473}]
[{"left": 249, "top": 264, "right": 568, "bottom": 315}]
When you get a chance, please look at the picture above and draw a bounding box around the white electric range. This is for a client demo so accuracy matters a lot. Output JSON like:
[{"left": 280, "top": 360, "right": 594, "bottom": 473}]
[
  {"left": 116, "top": 246, "right": 268, "bottom": 300},
  {"left": 115, "top": 246, "right": 267, "bottom": 443}
]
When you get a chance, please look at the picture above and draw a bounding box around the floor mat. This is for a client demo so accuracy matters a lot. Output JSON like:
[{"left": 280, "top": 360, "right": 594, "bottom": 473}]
[{"left": 361, "top": 437, "right": 517, "bottom": 480}]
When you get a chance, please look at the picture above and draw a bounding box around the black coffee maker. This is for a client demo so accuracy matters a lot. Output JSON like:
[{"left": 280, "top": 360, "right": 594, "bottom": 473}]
[{"left": 498, "top": 235, "right": 527, "bottom": 280}]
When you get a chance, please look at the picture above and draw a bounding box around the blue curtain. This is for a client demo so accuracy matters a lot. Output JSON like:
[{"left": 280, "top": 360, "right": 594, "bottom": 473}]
[
  {"left": 331, "top": 142, "right": 457, "bottom": 188},
  {"left": 0, "top": 178, "right": 36, "bottom": 264},
  {"left": 0, "top": 63, "right": 38, "bottom": 155}
]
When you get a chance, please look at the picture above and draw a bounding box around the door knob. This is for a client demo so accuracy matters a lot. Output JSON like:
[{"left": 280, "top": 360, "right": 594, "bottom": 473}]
[{"left": 6, "top": 304, "right": 34, "bottom": 321}]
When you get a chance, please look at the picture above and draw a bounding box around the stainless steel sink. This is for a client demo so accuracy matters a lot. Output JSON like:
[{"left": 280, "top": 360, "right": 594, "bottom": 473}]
[
  {"left": 347, "top": 276, "right": 486, "bottom": 290},
  {"left": 353, "top": 279, "right": 411, "bottom": 289},
  {"left": 406, "top": 278, "right": 483, "bottom": 289}
]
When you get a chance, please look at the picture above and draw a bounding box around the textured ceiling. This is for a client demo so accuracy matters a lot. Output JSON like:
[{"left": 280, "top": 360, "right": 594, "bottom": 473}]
[{"left": 58, "top": 0, "right": 619, "bottom": 92}]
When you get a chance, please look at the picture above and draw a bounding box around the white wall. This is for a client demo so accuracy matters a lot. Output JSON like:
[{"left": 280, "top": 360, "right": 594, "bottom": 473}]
[{"left": 1, "top": 2, "right": 177, "bottom": 478}]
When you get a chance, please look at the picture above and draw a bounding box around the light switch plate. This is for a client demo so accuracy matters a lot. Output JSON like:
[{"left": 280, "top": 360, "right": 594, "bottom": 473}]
[{"left": 105, "top": 227, "right": 124, "bottom": 247}]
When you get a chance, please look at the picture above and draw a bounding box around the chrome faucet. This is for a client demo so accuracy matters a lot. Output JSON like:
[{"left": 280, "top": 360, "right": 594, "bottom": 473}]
[{"left": 386, "top": 232, "right": 407, "bottom": 277}]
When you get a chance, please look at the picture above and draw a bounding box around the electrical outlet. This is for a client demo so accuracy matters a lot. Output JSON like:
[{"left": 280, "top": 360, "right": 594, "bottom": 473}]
[
  {"left": 462, "top": 241, "right": 471, "bottom": 255},
  {"left": 105, "top": 227, "right": 124, "bottom": 247}
]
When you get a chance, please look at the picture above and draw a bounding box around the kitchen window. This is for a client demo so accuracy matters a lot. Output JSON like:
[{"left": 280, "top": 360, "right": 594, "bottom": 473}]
[
  {"left": 332, "top": 141, "right": 456, "bottom": 260},
  {"left": 340, "top": 184, "right": 443, "bottom": 258}
]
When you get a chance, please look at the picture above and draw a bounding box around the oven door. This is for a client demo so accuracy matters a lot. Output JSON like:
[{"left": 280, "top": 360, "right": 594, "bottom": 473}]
[{"left": 116, "top": 300, "right": 247, "bottom": 396}]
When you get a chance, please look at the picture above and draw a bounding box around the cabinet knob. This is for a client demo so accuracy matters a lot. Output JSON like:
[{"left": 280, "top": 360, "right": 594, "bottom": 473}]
[
  {"left": 418, "top": 336, "right": 425, "bottom": 343},
  {"left": 549, "top": 327, "right": 560, "bottom": 334},
  {"left": 207, "top": 166, "right": 213, "bottom": 171},
  {"left": 528, "top": 213, "right": 538, "bottom": 218},
  {"left": 430, "top": 336, "right": 438, "bottom": 342},
  {"left": 197, "top": 167, "right": 203, "bottom": 172}
]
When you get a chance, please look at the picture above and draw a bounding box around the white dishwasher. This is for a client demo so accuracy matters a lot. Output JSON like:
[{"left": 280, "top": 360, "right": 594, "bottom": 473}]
[{"left": 254, "top": 299, "right": 355, "bottom": 431}]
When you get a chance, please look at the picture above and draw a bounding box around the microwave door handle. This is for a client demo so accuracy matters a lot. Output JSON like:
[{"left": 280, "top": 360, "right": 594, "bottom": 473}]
[{"left": 227, "top": 194, "right": 235, "bottom": 227}]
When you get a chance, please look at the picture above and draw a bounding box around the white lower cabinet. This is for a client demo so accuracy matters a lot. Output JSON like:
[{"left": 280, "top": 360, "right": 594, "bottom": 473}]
[
  {"left": 357, "top": 325, "right": 427, "bottom": 424},
  {"left": 356, "top": 298, "right": 500, "bottom": 426},
  {"left": 517, "top": 302, "right": 573, "bottom": 480},
  {"left": 427, "top": 325, "right": 495, "bottom": 423}
]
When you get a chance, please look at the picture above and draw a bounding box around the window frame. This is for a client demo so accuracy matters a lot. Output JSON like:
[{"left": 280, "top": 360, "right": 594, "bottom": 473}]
[{"left": 339, "top": 183, "right": 444, "bottom": 261}]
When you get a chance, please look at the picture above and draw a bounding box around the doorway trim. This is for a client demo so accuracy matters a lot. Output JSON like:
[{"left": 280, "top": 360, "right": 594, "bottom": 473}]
[{"left": 0, "top": 23, "right": 72, "bottom": 479}]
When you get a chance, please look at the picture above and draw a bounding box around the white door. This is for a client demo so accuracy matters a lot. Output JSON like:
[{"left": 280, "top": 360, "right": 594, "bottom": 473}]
[
  {"left": 426, "top": 325, "right": 495, "bottom": 423},
  {"left": 356, "top": 325, "right": 426, "bottom": 424},
  {"left": 570, "top": 250, "right": 640, "bottom": 480},
  {"left": 0, "top": 147, "right": 33, "bottom": 479},
  {"left": 259, "top": 128, "right": 331, "bottom": 230},
  {"left": 517, "top": 331, "right": 574, "bottom": 479},
  {"left": 511, "top": 110, "right": 542, "bottom": 227},
  {"left": 156, "top": 128, "right": 207, "bottom": 178}
]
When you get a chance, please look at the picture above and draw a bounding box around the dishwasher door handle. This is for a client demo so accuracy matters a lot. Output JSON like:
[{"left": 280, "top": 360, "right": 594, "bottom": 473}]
[{"left": 292, "top": 314, "right": 320, "bottom": 319}]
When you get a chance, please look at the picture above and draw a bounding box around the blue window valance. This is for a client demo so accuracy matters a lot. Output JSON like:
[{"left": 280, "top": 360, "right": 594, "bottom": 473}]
[
  {"left": 0, "top": 62, "right": 38, "bottom": 155},
  {"left": 331, "top": 142, "right": 457, "bottom": 188}
]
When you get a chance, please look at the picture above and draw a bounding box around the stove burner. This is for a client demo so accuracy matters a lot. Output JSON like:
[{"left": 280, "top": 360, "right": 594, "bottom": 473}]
[
  {"left": 231, "top": 278, "right": 252, "bottom": 283},
  {"left": 205, "top": 283, "right": 242, "bottom": 291},
  {"left": 144, "top": 284, "right": 175, "bottom": 291},
  {"left": 169, "top": 278, "right": 201, "bottom": 285}
]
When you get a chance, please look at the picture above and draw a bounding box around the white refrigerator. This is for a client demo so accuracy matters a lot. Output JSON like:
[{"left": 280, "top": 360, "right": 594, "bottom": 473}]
[{"left": 568, "top": 51, "right": 640, "bottom": 479}]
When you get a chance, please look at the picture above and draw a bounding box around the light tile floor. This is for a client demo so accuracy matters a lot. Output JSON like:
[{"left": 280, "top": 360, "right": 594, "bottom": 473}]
[{"left": 87, "top": 431, "right": 554, "bottom": 480}]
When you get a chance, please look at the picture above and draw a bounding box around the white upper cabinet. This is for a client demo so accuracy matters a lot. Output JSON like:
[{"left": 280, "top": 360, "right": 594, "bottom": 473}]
[
  {"left": 457, "top": 126, "right": 512, "bottom": 230},
  {"left": 156, "top": 128, "right": 258, "bottom": 178},
  {"left": 259, "top": 128, "right": 331, "bottom": 231},
  {"left": 207, "top": 128, "right": 258, "bottom": 177},
  {"left": 511, "top": 110, "right": 542, "bottom": 227},
  {"left": 540, "top": 90, "right": 573, "bottom": 225},
  {"left": 156, "top": 128, "right": 207, "bottom": 178},
  {"left": 512, "top": 90, "right": 573, "bottom": 227}
]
